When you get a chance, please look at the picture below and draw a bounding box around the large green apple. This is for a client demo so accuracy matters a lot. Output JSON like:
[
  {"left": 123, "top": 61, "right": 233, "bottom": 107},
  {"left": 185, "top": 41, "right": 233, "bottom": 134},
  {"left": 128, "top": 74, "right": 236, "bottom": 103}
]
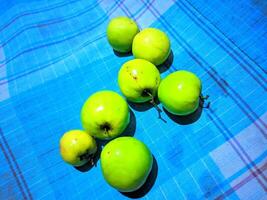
[
  {"left": 132, "top": 28, "right": 171, "bottom": 65},
  {"left": 107, "top": 16, "right": 139, "bottom": 53},
  {"left": 100, "top": 137, "right": 153, "bottom": 192},
  {"left": 118, "top": 59, "right": 161, "bottom": 103},
  {"left": 81, "top": 90, "right": 130, "bottom": 140},
  {"left": 59, "top": 130, "right": 97, "bottom": 166},
  {"left": 158, "top": 70, "right": 202, "bottom": 116}
]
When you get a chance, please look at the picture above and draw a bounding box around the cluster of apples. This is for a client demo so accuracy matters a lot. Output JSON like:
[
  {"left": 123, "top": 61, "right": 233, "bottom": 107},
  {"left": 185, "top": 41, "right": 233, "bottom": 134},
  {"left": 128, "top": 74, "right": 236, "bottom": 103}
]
[{"left": 59, "top": 16, "right": 205, "bottom": 193}]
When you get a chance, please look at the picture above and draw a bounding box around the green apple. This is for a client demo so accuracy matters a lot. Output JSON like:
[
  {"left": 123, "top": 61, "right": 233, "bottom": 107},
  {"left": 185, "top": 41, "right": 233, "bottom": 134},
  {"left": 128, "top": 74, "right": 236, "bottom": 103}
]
[
  {"left": 59, "top": 130, "right": 97, "bottom": 167},
  {"left": 100, "top": 137, "right": 153, "bottom": 192},
  {"left": 158, "top": 70, "right": 202, "bottom": 116},
  {"left": 107, "top": 16, "right": 139, "bottom": 53},
  {"left": 132, "top": 28, "right": 171, "bottom": 65},
  {"left": 118, "top": 59, "right": 161, "bottom": 103},
  {"left": 81, "top": 90, "right": 130, "bottom": 140}
]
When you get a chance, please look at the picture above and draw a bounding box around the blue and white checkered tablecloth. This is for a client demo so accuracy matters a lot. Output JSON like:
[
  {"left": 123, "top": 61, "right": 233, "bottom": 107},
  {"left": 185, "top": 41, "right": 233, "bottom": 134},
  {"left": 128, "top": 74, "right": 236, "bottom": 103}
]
[{"left": 0, "top": 0, "right": 266, "bottom": 199}]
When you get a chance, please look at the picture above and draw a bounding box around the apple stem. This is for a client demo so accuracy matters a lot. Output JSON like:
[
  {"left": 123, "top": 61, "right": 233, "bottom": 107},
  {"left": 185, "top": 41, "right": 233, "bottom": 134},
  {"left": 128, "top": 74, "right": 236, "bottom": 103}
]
[
  {"left": 144, "top": 91, "right": 167, "bottom": 123},
  {"left": 200, "top": 95, "right": 210, "bottom": 108},
  {"left": 200, "top": 95, "right": 209, "bottom": 100},
  {"left": 150, "top": 99, "right": 162, "bottom": 113},
  {"left": 200, "top": 102, "right": 210, "bottom": 108},
  {"left": 144, "top": 91, "right": 162, "bottom": 113}
]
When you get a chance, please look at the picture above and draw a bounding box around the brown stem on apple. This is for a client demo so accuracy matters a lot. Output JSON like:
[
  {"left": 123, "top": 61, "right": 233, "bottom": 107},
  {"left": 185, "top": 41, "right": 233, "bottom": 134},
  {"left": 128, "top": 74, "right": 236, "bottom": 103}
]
[
  {"left": 143, "top": 90, "right": 162, "bottom": 113},
  {"left": 199, "top": 94, "right": 210, "bottom": 108},
  {"left": 200, "top": 95, "right": 209, "bottom": 101},
  {"left": 143, "top": 90, "right": 167, "bottom": 123},
  {"left": 200, "top": 102, "right": 210, "bottom": 108}
]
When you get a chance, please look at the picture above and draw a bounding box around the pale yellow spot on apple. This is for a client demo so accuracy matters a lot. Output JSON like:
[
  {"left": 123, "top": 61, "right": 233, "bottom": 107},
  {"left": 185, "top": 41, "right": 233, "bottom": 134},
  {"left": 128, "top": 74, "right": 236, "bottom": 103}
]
[
  {"left": 96, "top": 105, "right": 104, "bottom": 112},
  {"left": 132, "top": 69, "right": 138, "bottom": 76},
  {"left": 71, "top": 139, "right": 78, "bottom": 145}
]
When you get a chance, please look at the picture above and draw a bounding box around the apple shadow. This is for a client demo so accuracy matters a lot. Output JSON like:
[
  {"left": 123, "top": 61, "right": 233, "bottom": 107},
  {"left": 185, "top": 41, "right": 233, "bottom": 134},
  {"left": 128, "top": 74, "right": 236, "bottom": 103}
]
[
  {"left": 164, "top": 96, "right": 210, "bottom": 125},
  {"left": 128, "top": 99, "right": 167, "bottom": 123},
  {"left": 120, "top": 109, "right": 136, "bottom": 137},
  {"left": 120, "top": 156, "right": 158, "bottom": 199},
  {"left": 163, "top": 106, "right": 202, "bottom": 125},
  {"left": 74, "top": 140, "right": 103, "bottom": 172},
  {"left": 128, "top": 98, "right": 160, "bottom": 112},
  {"left": 158, "top": 50, "right": 173, "bottom": 73},
  {"left": 113, "top": 49, "right": 133, "bottom": 57}
]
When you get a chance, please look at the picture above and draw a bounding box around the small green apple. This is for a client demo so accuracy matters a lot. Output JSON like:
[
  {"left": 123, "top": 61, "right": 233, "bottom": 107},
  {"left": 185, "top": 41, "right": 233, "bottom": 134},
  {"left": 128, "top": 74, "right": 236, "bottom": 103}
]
[
  {"left": 100, "top": 137, "right": 153, "bottom": 192},
  {"left": 118, "top": 59, "right": 161, "bottom": 103},
  {"left": 81, "top": 90, "right": 130, "bottom": 140},
  {"left": 132, "top": 28, "right": 171, "bottom": 65},
  {"left": 107, "top": 16, "right": 139, "bottom": 53},
  {"left": 158, "top": 70, "right": 202, "bottom": 116},
  {"left": 59, "top": 130, "right": 97, "bottom": 167}
]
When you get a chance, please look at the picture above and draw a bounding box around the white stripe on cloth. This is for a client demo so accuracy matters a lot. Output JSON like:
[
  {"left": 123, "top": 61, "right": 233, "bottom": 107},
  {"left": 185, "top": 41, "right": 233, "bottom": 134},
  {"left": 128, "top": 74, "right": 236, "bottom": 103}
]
[{"left": 0, "top": 46, "right": 9, "bottom": 101}]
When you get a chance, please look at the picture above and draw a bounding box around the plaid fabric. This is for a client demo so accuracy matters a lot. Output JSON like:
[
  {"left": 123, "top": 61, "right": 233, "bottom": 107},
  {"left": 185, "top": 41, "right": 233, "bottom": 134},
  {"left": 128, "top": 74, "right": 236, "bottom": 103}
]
[{"left": 0, "top": 0, "right": 266, "bottom": 199}]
